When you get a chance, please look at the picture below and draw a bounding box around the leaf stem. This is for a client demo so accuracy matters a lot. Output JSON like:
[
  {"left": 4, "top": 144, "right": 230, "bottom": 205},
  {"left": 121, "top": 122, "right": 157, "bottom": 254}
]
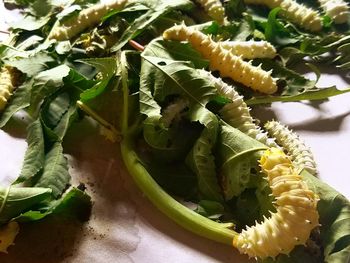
[
  {"left": 120, "top": 137, "right": 238, "bottom": 245},
  {"left": 76, "top": 100, "right": 122, "bottom": 141},
  {"left": 129, "top": 40, "right": 145, "bottom": 51},
  {"left": 119, "top": 51, "right": 129, "bottom": 135},
  {"left": 0, "top": 30, "right": 10, "bottom": 35}
]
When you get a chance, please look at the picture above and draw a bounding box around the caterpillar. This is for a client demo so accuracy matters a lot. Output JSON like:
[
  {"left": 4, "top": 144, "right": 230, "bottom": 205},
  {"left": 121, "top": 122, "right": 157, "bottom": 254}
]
[
  {"left": 198, "top": 69, "right": 277, "bottom": 147},
  {"left": 264, "top": 121, "right": 318, "bottom": 176},
  {"left": 194, "top": 0, "right": 227, "bottom": 24},
  {"left": 48, "top": 0, "right": 128, "bottom": 41},
  {"left": 0, "top": 66, "right": 16, "bottom": 112},
  {"left": 233, "top": 148, "right": 319, "bottom": 259},
  {"left": 244, "top": 0, "right": 322, "bottom": 32},
  {"left": 161, "top": 98, "right": 189, "bottom": 127},
  {"left": 318, "top": 0, "right": 350, "bottom": 24},
  {"left": 220, "top": 40, "right": 277, "bottom": 59},
  {"left": 163, "top": 24, "right": 278, "bottom": 94}
]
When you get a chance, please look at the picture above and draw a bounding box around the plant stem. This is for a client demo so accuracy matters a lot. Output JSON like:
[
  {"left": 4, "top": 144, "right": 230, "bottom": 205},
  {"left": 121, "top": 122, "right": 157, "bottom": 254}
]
[
  {"left": 119, "top": 51, "right": 129, "bottom": 135},
  {"left": 76, "top": 100, "right": 122, "bottom": 141},
  {"left": 129, "top": 40, "right": 145, "bottom": 51},
  {"left": 120, "top": 137, "right": 238, "bottom": 245},
  {"left": 0, "top": 30, "right": 10, "bottom": 35}
]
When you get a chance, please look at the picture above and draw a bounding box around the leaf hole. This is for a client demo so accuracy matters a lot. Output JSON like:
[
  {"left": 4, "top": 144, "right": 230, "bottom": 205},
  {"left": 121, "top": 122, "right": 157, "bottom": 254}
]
[{"left": 158, "top": 61, "right": 167, "bottom": 66}]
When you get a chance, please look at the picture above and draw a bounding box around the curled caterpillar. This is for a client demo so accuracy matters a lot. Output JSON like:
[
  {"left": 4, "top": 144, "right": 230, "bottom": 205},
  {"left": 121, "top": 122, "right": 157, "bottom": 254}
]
[
  {"left": 264, "top": 121, "right": 318, "bottom": 176},
  {"left": 48, "top": 0, "right": 128, "bottom": 41},
  {"left": 194, "top": 0, "right": 227, "bottom": 24},
  {"left": 163, "top": 24, "right": 278, "bottom": 94},
  {"left": 220, "top": 40, "right": 277, "bottom": 59},
  {"left": 318, "top": 0, "right": 350, "bottom": 24},
  {"left": 244, "top": 0, "right": 322, "bottom": 32},
  {"left": 0, "top": 66, "right": 16, "bottom": 112},
  {"left": 233, "top": 148, "right": 319, "bottom": 259},
  {"left": 198, "top": 69, "right": 277, "bottom": 147}
]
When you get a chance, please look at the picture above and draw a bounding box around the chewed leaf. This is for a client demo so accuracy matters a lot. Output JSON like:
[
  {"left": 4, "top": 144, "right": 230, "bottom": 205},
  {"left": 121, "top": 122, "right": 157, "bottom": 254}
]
[
  {"left": 0, "top": 187, "right": 52, "bottom": 224},
  {"left": 35, "top": 142, "right": 70, "bottom": 198},
  {"left": 78, "top": 58, "right": 117, "bottom": 101},
  {"left": 186, "top": 108, "right": 223, "bottom": 202},
  {"left": 0, "top": 221, "right": 20, "bottom": 253},
  {"left": 302, "top": 170, "right": 350, "bottom": 263},
  {"left": 246, "top": 86, "right": 350, "bottom": 105},
  {"left": 217, "top": 121, "right": 267, "bottom": 200}
]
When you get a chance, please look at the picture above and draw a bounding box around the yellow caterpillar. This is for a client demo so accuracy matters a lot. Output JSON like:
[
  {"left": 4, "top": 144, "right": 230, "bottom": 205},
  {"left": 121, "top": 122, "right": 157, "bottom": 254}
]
[
  {"left": 233, "top": 148, "right": 319, "bottom": 259},
  {"left": 244, "top": 0, "right": 322, "bottom": 32},
  {"left": 163, "top": 24, "right": 278, "bottom": 94},
  {"left": 48, "top": 0, "right": 128, "bottom": 41},
  {"left": 220, "top": 40, "right": 277, "bottom": 59},
  {"left": 194, "top": 0, "right": 227, "bottom": 24},
  {"left": 264, "top": 121, "right": 318, "bottom": 176},
  {"left": 318, "top": 0, "right": 350, "bottom": 24},
  {"left": 0, "top": 66, "right": 16, "bottom": 112}
]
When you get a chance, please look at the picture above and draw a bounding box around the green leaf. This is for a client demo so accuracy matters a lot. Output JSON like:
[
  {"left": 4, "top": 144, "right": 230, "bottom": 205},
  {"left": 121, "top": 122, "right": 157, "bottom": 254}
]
[
  {"left": 4, "top": 52, "right": 54, "bottom": 77},
  {"left": 30, "top": 65, "right": 70, "bottom": 112},
  {"left": 110, "top": 0, "right": 194, "bottom": 52},
  {"left": 141, "top": 56, "right": 216, "bottom": 106},
  {"left": 16, "top": 188, "right": 91, "bottom": 222},
  {"left": 186, "top": 108, "right": 223, "bottom": 202},
  {"left": 195, "top": 200, "right": 225, "bottom": 220},
  {"left": 254, "top": 58, "right": 317, "bottom": 96},
  {"left": 142, "top": 38, "right": 208, "bottom": 69},
  {"left": 264, "top": 7, "right": 299, "bottom": 46},
  {"left": 0, "top": 186, "right": 52, "bottom": 224},
  {"left": 302, "top": 170, "right": 350, "bottom": 263},
  {"left": 246, "top": 86, "right": 350, "bottom": 105},
  {"left": 78, "top": 57, "right": 117, "bottom": 101},
  {"left": 13, "top": 119, "right": 45, "bottom": 185},
  {"left": 35, "top": 142, "right": 70, "bottom": 198},
  {"left": 0, "top": 81, "right": 31, "bottom": 128},
  {"left": 10, "top": 15, "right": 51, "bottom": 31},
  {"left": 217, "top": 121, "right": 267, "bottom": 200}
]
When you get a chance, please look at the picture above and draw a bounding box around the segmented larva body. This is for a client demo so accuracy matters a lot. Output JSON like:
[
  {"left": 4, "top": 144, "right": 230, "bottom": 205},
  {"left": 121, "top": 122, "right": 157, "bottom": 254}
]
[
  {"left": 194, "top": 0, "right": 227, "bottom": 24},
  {"left": 0, "top": 67, "right": 16, "bottom": 112},
  {"left": 48, "top": 0, "right": 128, "bottom": 41},
  {"left": 161, "top": 98, "right": 189, "bottom": 127},
  {"left": 244, "top": 0, "right": 322, "bottom": 32},
  {"left": 264, "top": 121, "right": 318, "bottom": 176},
  {"left": 220, "top": 40, "right": 277, "bottom": 59},
  {"left": 318, "top": 0, "right": 350, "bottom": 24},
  {"left": 233, "top": 148, "right": 319, "bottom": 259},
  {"left": 198, "top": 69, "right": 277, "bottom": 147},
  {"left": 163, "top": 24, "right": 278, "bottom": 94}
]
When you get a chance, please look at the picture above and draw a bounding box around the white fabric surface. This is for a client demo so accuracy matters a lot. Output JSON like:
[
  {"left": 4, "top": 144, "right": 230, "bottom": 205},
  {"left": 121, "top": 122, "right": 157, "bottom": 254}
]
[{"left": 1, "top": 3, "right": 350, "bottom": 262}]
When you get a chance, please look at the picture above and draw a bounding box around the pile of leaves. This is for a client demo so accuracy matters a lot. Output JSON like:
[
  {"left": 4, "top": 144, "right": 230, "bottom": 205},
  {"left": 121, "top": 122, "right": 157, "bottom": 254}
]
[{"left": 0, "top": 0, "right": 349, "bottom": 262}]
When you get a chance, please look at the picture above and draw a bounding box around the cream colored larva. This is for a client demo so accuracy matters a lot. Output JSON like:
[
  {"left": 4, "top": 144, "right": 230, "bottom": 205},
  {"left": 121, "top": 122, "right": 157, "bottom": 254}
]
[
  {"left": 220, "top": 40, "right": 277, "bottom": 59},
  {"left": 244, "top": 0, "right": 322, "bottom": 32},
  {"left": 194, "top": 0, "right": 227, "bottom": 24},
  {"left": 198, "top": 70, "right": 277, "bottom": 147},
  {"left": 0, "top": 66, "right": 16, "bottom": 112},
  {"left": 264, "top": 121, "right": 318, "bottom": 176},
  {"left": 233, "top": 148, "right": 319, "bottom": 259},
  {"left": 318, "top": 0, "right": 350, "bottom": 24},
  {"left": 48, "top": 0, "right": 128, "bottom": 41},
  {"left": 163, "top": 24, "right": 278, "bottom": 94}
]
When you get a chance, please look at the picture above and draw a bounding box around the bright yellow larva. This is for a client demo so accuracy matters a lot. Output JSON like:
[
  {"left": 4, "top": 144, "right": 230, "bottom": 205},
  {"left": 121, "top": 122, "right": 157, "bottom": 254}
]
[
  {"left": 220, "top": 40, "right": 277, "bottom": 59},
  {"left": 318, "top": 0, "right": 350, "bottom": 24},
  {"left": 163, "top": 24, "right": 278, "bottom": 94},
  {"left": 233, "top": 148, "right": 319, "bottom": 259},
  {"left": 48, "top": 0, "right": 128, "bottom": 41},
  {"left": 244, "top": 0, "right": 322, "bottom": 32},
  {"left": 0, "top": 66, "right": 16, "bottom": 112},
  {"left": 194, "top": 0, "right": 227, "bottom": 24}
]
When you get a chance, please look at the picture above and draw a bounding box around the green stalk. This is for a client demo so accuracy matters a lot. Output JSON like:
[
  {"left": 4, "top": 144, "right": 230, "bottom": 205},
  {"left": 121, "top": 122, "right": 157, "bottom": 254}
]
[{"left": 120, "top": 136, "right": 238, "bottom": 245}]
